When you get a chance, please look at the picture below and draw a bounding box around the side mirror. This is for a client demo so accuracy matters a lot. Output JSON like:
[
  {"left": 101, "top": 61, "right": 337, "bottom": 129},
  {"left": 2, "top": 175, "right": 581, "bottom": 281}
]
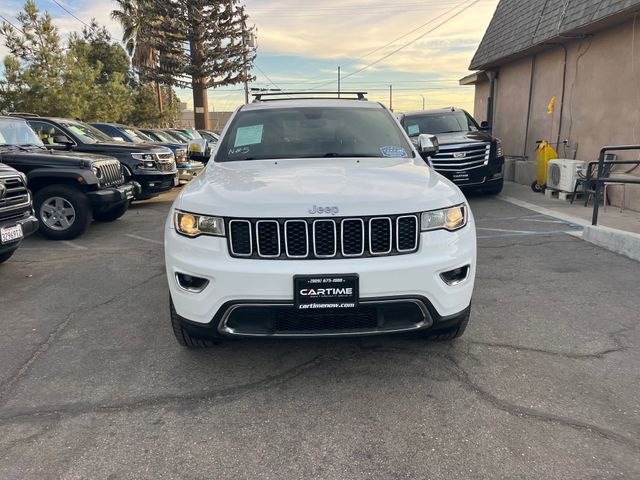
[
  {"left": 53, "top": 134, "right": 72, "bottom": 144},
  {"left": 417, "top": 133, "right": 439, "bottom": 155},
  {"left": 480, "top": 121, "right": 491, "bottom": 130}
]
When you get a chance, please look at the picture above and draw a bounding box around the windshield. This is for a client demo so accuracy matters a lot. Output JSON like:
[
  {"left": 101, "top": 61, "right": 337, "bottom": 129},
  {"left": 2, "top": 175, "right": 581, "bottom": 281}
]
[
  {"left": 180, "top": 129, "right": 202, "bottom": 140},
  {"left": 148, "top": 130, "right": 174, "bottom": 143},
  {"left": 0, "top": 118, "right": 44, "bottom": 146},
  {"left": 122, "top": 127, "right": 151, "bottom": 142},
  {"left": 167, "top": 130, "right": 190, "bottom": 142},
  {"left": 61, "top": 121, "right": 112, "bottom": 144},
  {"left": 403, "top": 111, "right": 479, "bottom": 136},
  {"left": 217, "top": 107, "right": 413, "bottom": 162}
]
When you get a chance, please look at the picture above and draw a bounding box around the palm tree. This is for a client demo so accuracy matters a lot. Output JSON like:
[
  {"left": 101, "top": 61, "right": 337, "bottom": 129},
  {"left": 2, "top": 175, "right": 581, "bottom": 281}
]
[
  {"left": 111, "top": 0, "right": 157, "bottom": 75},
  {"left": 112, "top": 0, "right": 168, "bottom": 115}
]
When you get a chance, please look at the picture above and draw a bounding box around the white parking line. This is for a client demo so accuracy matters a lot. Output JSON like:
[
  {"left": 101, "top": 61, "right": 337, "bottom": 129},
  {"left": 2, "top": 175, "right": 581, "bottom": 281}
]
[
  {"left": 61, "top": 241, "right": 88, "bottom": 250},
  {"left": 477, "top": 227, "right": 537, "bottom": 234},
  {"left": 125, "top": 234, "right": 163, "bottom": 245}
]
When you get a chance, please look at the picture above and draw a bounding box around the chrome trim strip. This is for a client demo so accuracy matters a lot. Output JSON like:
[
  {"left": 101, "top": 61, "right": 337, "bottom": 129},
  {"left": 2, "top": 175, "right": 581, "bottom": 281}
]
[
  {"left": 368, "top": 217, "right": 392, "bottom": 255},
  {"left": 174, "top": 273, "right": 209, "bottom": 293},
  {"left": 284, "top": 220, "right": 309, "bottom": 258},
  {"left": 341, "top": 218, "right": 365, "bottom": 257},
  {"left": 228, "top": 219, "right": 253, "bottom": 257},
  {"left": 312, "top": 219, "right": 337, "bottom": 258},
  {"left": 256, "top": 220, "right": 281, "bottom": 258},
  {"left": 396, "top": 215, "right": 419, "bottom": 253},
  {"left": 218, "top": 299, "right": 432, "bottom": 337}
]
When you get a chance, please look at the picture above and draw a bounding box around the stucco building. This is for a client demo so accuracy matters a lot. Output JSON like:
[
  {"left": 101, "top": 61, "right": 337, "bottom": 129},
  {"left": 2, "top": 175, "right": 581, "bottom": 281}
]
[{"left": 462, "top": 0, "right": 640, "bottom": 210}]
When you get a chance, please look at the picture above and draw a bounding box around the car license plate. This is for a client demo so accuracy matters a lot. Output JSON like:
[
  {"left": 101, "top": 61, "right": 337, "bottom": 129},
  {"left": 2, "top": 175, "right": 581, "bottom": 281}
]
[
  {"left": 451, "top": 171, "right": 470, "bottom": 183},
  {"left": 0, "top": 224, "right": 23, "bottom": 244},
  {"left": 294, "top": 275, "right": 358, "bottom": 310}
]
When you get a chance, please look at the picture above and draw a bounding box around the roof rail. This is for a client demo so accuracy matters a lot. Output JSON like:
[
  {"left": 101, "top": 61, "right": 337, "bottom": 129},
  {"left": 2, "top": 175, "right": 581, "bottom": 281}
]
[
  {"left": 6, "top": 112, "right": 40, "bottom": 117},
  {"left": 252, "top": 91, "right": 368, "bottom": 102}
]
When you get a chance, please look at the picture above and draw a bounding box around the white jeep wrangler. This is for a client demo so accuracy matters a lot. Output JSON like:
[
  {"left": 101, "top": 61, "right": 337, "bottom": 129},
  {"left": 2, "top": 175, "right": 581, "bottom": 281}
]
[{"left": 164, "top": 93, "right": 476, "bottom": 347}]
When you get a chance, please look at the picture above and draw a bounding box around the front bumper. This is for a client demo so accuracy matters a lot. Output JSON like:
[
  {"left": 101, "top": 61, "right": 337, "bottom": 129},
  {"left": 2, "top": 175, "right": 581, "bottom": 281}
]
[
  {"left": 134, "top": 172, "right": 177, "bottom": 198},
  {"left": 86, "top": 182, "right": 139, "bottom": 211},
  {"left": 165, "top": 215, "right": 476, "bottom": 335},
  {"left": 0, "top": 212, "right": 38, "bottom": 255},
  {"left": 437, "top": 156, "right": 504, "bottom": 189},
  {"left": 177, "top": 163, "right": 205, "bottom": 183}
]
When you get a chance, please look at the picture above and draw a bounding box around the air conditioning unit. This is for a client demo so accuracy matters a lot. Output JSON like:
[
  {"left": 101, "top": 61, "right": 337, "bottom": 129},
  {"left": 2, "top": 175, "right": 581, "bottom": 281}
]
[{"left": 547, "top": 159, "right": 586, "bottom": 192}]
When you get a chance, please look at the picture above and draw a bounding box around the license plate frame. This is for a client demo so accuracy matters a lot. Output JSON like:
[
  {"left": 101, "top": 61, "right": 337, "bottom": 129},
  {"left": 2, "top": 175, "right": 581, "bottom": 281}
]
[
  {"left": 294, "top": 274, "right": 359, "bottom": 310},
  {"left": 0, "top": 224, "right": 23, "bottom": 244}
]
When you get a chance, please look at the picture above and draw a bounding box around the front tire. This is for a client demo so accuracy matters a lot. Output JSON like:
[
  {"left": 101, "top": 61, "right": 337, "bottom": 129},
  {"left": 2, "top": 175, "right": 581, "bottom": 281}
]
[
  {"left": 0, "top": 250, "right": 15, "bottom": 264},
  {"left": 93, "top": 202, "right": 129, "bottom": 222},
  {"left": 34, "top": 185, "right": 92, "bottom": 240},
  {"left": 170, "top": 299, "right": 220, "bottom": 348}
]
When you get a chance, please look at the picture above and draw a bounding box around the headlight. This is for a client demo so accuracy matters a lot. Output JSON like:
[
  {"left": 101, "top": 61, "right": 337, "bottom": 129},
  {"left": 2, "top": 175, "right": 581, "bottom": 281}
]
[
  {"left": 495, "top": 139, "right": 503, "bottom": 157},
  {"left": 174, "top": 211, "right": 225, "bottom": 237},
  {"left": 91, "top": 166, "right": 102, "bottom": 178},
  {"left": 132, "top": 152, "right": 157, "bottom": 169},
  {"left": 421, "top": 205, "right": 467, "bottom": 232},
  {"left": 175, "top": 148, "right": 187, "bottom": 159}
]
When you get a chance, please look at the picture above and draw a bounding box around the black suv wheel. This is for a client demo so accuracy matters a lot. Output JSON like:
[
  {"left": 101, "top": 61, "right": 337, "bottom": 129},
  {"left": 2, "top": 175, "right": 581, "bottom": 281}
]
[
  {"left": 34, "top": 185, "right": 92, "bottom": 240},
  {"left": 0, "top": 251, "right": 15, "bottom": 264}
]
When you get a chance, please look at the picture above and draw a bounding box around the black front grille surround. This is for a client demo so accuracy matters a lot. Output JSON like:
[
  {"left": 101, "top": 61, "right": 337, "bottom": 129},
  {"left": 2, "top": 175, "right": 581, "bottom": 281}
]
[
  {"left": 226, "top": 214, "right": 420, "bottom": 260},
  {"left": 95, "top": 160, "right": 125, "bottom": 188}
]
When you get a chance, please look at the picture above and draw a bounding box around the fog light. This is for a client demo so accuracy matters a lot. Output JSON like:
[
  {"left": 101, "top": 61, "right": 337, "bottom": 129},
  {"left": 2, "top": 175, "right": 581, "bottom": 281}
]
[
  {"left": 175, "top": 273, "right": 209, "bottom": 293},
  {"left": 440, "top": 265, "right": 470, "bottom": 286}
]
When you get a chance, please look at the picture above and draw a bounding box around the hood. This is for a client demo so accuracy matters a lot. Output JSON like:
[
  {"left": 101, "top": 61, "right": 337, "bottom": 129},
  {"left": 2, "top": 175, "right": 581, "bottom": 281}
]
[
  {"left": 0, "top": 162, "right": 21, "bottom": 176},
  {"left": 177, "top": 157, "right": 464, "bottom": 218},
  {"left": 87, "top": 142, "right": 171, "bottom": 153},
  {"left": 6, "top": 148, "right": 118, "bottom": 166},
  {"left": 433, "top": 130, "right": 493, "bottom": 146}
]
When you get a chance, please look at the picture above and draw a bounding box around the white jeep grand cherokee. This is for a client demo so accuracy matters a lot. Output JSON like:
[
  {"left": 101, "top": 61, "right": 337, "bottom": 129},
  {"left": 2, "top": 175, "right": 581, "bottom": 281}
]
[{"left": 165, "top": 93, "right": 476, "bottom": 347}]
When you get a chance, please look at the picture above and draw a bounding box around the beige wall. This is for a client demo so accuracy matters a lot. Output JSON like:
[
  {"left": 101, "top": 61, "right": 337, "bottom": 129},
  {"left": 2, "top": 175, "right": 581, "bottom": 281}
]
[{"left": 473, "top": 18, "right": 640, "bottom": 209}]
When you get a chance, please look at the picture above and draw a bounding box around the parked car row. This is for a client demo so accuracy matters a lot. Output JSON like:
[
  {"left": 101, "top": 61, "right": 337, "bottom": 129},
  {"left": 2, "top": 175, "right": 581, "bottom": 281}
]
[{"left": 0, "top": 115, "right": 213, "bottom": 261}]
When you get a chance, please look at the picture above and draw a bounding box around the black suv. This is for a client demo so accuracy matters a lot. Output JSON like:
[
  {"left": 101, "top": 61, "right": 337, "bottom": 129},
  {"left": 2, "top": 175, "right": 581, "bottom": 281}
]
[
  {"left": 0, "top": 163, "right": 38, "bottom": 263},
  {"left": 399, "top": 108, "right": 504, "bottom": 195},
  {"left": 0, "top": 116, "right": 138, "bottom": 240},
  {"left": 18, "top": 116, "right": 178, "bottom": 200}
]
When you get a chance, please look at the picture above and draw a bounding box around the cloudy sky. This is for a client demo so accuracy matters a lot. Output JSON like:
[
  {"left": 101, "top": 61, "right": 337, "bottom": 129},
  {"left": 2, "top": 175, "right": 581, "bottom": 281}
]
[{"left": 1, "top": 0, "right": 499, "bottom": 113}]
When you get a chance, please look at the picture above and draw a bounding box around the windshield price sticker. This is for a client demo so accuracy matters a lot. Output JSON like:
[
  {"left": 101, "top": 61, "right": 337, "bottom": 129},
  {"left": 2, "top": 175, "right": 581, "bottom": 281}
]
[
  {"left": 407, "top": 124, "right": 420, "bottom": 136},
  {"left": 380, "top": 146, "right": 408, "bottom": 158},
  {"left": 234, "top": 125, "right": 264, "bottom": 147}
]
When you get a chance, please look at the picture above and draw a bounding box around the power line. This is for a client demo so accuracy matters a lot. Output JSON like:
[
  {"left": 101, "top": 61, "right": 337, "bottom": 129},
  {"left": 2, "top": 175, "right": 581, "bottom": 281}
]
[
  {"left": 253, "top": 63, "right": 282, "bottom": 90},
  {"left": 0, "top": 14, "right": 26, "bottom": 36},
  {"left": 48, "top": 0, "right": 95, "bottom": 31},
  {"left": 311, "top": 0, "right": 481, "bottom": 90},
  {"left": 299, "top": 0, "right": 470, "bottom": 87}
]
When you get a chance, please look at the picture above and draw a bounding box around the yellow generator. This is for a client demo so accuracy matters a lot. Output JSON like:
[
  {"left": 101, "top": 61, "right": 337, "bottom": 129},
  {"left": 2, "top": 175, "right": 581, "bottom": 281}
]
[{"left": 531, "top": 140, "right": 558, "bottom": 192}]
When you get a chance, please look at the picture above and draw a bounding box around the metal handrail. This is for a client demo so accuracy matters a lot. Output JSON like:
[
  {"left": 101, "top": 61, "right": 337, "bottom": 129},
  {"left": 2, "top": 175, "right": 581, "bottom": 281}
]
[{"left": 592, "top": 145, "right": 640, "bottom": 225}]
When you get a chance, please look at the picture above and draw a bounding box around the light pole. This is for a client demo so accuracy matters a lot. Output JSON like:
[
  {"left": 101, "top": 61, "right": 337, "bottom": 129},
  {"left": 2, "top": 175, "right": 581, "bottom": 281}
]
[{"left": 421, "top": 94, "right": 425, "bottom": 110}]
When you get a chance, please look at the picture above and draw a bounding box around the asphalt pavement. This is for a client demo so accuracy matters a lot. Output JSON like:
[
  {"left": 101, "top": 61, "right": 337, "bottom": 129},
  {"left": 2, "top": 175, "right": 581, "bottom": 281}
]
[{"left": 0, "top": 190, "right": 638, "bottom": 479}]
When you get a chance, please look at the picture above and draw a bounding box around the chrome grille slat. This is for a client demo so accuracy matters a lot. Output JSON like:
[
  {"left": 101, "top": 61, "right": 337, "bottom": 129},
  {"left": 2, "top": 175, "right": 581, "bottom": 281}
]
[
  {"left": 228, "top": 215, "right": 420, "bottom": 260},
  {"left": 256, "top": 220, "right": 281, "bottom": 258},
  {"left": 0, "top": 176, "right": 30, "bottom": 215},
  {"left": 369, "top": 217, "right": 392, "bottom": 255},
  {"left": 313, "top": 219, "right": 337, "bottom": 258}
]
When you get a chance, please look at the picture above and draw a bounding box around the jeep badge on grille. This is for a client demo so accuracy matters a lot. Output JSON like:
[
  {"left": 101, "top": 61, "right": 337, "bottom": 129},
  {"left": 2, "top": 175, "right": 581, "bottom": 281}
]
[{"left": 308, "top": 205, "right": 339, "bottom": 215}]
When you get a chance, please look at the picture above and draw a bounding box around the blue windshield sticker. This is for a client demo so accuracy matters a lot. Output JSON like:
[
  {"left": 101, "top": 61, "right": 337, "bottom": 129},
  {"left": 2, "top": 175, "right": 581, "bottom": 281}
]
[
  {"left": 380, "top": 146, "right": 408, "bottom": 158},
  {"left": 234, "top": 125, "right": 264, "bottom": 147},
  {"left": 407, "top": 124, "right": 420, "bottom": 136}
]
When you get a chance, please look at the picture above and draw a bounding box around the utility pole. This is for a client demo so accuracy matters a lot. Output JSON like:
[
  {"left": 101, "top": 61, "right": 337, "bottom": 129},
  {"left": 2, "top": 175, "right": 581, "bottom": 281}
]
[
  {"left": 389, "top": 84, "right": 393, "bottom": 110},
  {"left": 338, "top": 66, "right": 341, "bottom": 98},
  {"left": 421, "top": 94, "right": 425, "bottom": 110}
]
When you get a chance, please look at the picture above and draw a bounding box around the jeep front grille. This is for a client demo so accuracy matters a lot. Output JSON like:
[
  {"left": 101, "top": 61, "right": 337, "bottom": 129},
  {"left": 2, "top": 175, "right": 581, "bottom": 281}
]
[
  {"left": 227, "top": 215, "right": 419, "bottom": 260},
  {"left": 96, "top": 161, "right": 125, "bottom": 188},
  {"left": 430, "top": 142, "right": 490, "bottom": 171},
  {"left": 0, "top": 175, "right": 30, "bottom": 217}
]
